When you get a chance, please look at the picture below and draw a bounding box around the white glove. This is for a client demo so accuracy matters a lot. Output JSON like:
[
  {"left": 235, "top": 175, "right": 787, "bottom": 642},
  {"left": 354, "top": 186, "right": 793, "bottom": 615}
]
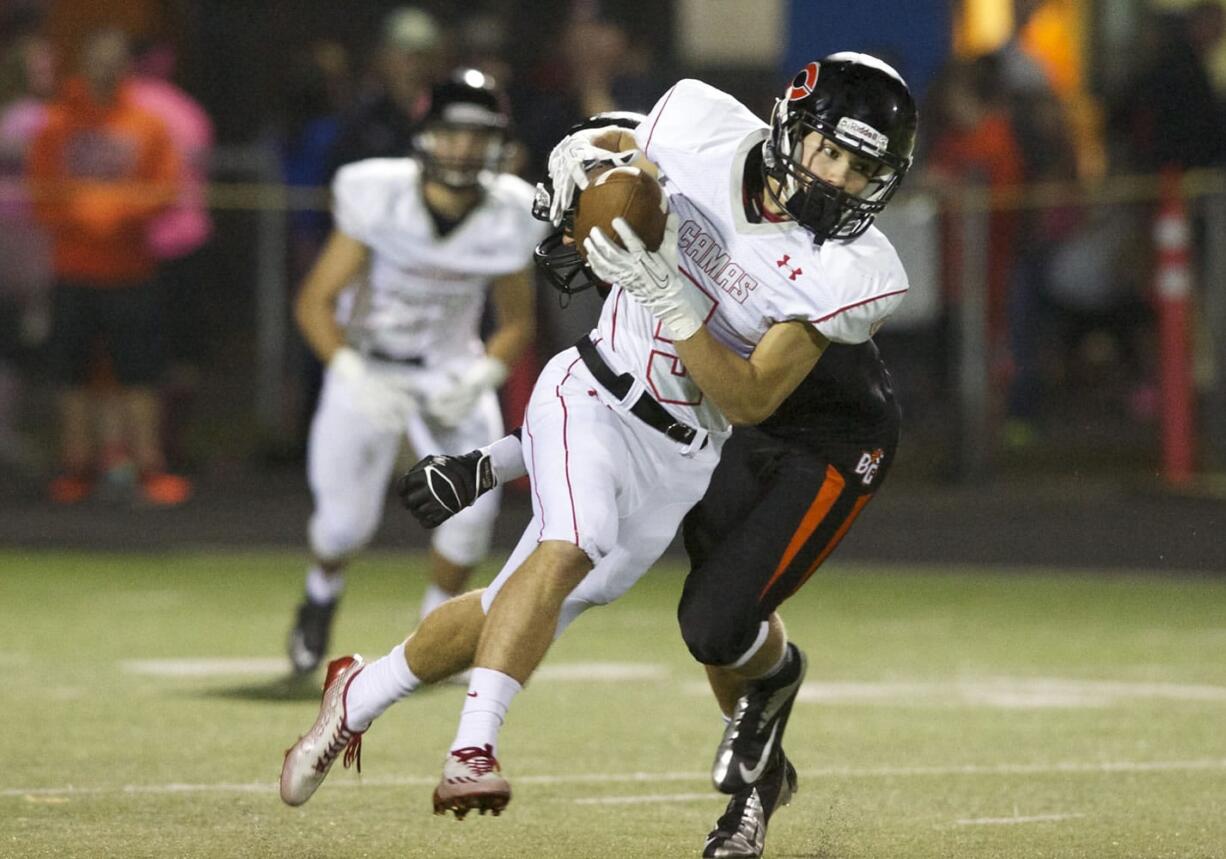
[
  {"left": 425, "top": 355, "right": 508, "bottom": 428},
  {"left": 583, "top": 214, "right": 706, "bottom": 341},
  {"left": 329, "top": 347, "right": 411, "bottom": 430},
  {"left": 546, "top": 127, "right": 637, "bottom": 226}
]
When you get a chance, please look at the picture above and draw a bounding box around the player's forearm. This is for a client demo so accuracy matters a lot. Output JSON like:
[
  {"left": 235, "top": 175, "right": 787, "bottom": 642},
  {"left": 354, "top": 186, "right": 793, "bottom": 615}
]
[
  {"left": 294, "top": 297, "right": 345, "bottom": 363},
  {"left": 672, "top": 328, "right": 784, "bottom": 425},
  {"left": 292, "top": 231, "right": 369, "bottom": 364},
  {"left": 483, "top": 317, "right": 535, "bottom": 371}
]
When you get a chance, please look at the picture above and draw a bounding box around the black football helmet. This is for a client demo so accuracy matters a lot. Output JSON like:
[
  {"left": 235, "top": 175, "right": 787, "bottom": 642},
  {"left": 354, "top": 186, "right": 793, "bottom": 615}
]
[
  {"left": 764, "top": 52, "right": 918, "bottom": 243},
  {"left": 532, "top": 111, "right": 645, "bottom": 297},
  {"left": 414, "top": 68, "right": 509, "bottom": 188}
]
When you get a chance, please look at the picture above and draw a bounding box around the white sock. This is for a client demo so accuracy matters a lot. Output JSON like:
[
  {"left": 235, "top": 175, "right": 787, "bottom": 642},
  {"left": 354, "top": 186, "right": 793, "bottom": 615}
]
[
  {"left": 450, "top": 668, "right": 522, "bottom": 755},
  {"left": 757, "top": 644, "right": 791, "bottom": 681},
  {"left": 305, "top": 565, "right": 345, "bottom": 604},
  {"left": 729, "top": 621, "right": 770, "bottom": 670},
  {"left": 419, "top": 583, "right": 454, "bottom": 621},
  {"left": 483, "top": 435, "right": 527, "bottom": 484},
  {"left": 345, "top": 642, "right": 420, "bottom": 731}
]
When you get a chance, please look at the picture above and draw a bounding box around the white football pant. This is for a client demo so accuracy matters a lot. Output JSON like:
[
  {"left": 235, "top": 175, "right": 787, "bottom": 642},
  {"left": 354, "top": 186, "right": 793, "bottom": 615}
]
[
  {"left": 480, "top": 346, "right": 724, "bottom": 634},
  {"left": 308, "top": 358, "right": 504, "bottom": 567}
]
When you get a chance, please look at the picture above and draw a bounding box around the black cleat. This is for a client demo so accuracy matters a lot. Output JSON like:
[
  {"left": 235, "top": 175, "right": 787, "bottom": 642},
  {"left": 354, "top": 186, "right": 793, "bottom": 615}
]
[
  {"left": 287, "top": 598, "right": 338, "bottom": 675},
  {"left": 703, "top": 750, "right": 797, "bottom": 858},
  {"left": 712, "top": 644, "right": 807, "bottom": 794}
]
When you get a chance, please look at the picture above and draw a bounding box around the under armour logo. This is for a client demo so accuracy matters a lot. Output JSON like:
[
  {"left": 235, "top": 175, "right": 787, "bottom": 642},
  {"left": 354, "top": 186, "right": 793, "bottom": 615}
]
[{"left": 776, "top": 255, "right": 803, "bottom": 281}]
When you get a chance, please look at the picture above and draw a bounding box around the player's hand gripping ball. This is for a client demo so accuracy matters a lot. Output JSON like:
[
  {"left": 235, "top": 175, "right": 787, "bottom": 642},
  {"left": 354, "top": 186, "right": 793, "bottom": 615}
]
[{"left": 573, "top": 166, "right": 668, "bottom": 262}]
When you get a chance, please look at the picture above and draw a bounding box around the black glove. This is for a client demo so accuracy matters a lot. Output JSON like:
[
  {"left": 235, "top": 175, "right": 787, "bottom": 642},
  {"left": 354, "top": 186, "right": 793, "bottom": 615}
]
[{"left": 396, "top": 450, "right": 496, "bottom": 529}]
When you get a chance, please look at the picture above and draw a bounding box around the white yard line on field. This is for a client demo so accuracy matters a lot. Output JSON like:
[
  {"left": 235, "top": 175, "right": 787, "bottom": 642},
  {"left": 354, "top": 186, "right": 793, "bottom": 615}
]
[
  {"left": 121, "top": 658, "right": 288, "bottom": 677},
  {"left": 119, "top": 658, "right": 669, "bottom": 681},
  {"left": 956, "top": 812, "right": 1086, "bottom": 826},
  {"left": 118, "top": 661, "right": 1226, "bottom": 708},
  {"left": 6, "top": 758, "right": 1226, "bottom": 800},
  {"left": 681, "top": 677, "right": 1226, "bottom": 709},
  {"left": 573, "top": 793, "right": 713, "bottom": 805}
]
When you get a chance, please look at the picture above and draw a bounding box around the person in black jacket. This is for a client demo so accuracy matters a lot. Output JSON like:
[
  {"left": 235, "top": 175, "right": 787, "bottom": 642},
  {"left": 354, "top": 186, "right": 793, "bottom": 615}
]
[{"left": 325, "top": 6, "right": 444, "bottom": 176}]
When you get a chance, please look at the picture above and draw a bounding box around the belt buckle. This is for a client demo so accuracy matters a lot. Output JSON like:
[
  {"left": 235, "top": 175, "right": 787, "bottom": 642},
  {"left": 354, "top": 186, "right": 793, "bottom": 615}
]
[{"left": 665, "top": 422, "right": 695, "bottom": 444}]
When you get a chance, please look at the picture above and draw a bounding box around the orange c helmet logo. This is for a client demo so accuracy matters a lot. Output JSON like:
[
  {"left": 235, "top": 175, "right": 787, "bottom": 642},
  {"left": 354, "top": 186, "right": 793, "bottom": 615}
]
[{"left": 787, "top": 62, "right": 820, "bottom": 100}]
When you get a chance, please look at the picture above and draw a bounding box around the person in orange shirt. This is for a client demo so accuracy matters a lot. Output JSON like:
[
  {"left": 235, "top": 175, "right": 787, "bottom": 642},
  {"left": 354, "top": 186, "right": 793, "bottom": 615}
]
[
  {"left": 27, "top": 28, "right": 187, "bottom": 505},
  {"left": 922, "top": 58, "right": 1025, "bottom": 422}
]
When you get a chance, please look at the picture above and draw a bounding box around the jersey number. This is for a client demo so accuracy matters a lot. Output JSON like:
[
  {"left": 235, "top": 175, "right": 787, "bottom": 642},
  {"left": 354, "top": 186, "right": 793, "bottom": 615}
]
[{"left": 645, "top": 277, "right": 718, "bottom": 406}]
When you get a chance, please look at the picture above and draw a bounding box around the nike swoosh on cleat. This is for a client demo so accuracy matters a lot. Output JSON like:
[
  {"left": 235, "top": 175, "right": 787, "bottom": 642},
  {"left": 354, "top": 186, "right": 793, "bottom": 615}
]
[{"left": 737, "top": 723, "right": 778, "bottom": 785}]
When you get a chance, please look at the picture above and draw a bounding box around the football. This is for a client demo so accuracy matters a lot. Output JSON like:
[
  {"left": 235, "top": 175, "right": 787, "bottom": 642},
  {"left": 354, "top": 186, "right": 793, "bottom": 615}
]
[{"left": 574, "top": 165, "right": 667, "bottom": 261}]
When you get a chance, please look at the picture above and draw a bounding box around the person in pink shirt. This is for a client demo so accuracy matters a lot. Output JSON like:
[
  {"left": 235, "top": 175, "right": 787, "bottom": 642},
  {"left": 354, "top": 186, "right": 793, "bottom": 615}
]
[
  {"left": 0, "top": 33, "right": 56, "bottom": 472},
  {"left": 128, "top": 41, "right": 212, "bottom": 259},
  {"left": 127, "top": 40, "right": 215, "bottom": 468}
]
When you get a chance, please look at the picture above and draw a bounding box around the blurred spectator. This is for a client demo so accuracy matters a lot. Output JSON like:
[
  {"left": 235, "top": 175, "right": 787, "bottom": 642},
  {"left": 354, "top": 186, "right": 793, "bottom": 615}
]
[
  {"left": 454, "top": 12, "right": 526, "bottom": 175},
  {"left": 513, "top": 14, "right": 665, "bottom": 181},
  {"left": 509, "top": 12, "right": 667, "bottom": 359},
  {"left": 27, "top": 28, "right": 187, "bottom": 506},
  {"left": 921, "top": 57, "right": 1024, "bottom": 395},
  {"left": 128, "top": 39, "right": 216, "bottom": 468},
  {"left": 455, "top": 12, "right": 513, "bottom": 90},
  {"left": 977, "top": 17, "right": 1093, "bottom": 440},
  {"left": 326, "top": 6, "right": 443, "bottom": 176},
  {"left": 278, "top": 38, "right": 354, "bottom": 453},
  {"left": 1110, "top": 2, "right": 1226, "bottom": 173},
  {"left": 280, "top": 39, "right": 351, "bottom": 266},
  {"left": 1009, "top": 135, "right": 1152, "bottom": 436},
  {"left": 992, "top": 0, "right": 1053, "bottom": 95},
  {"left": 0, "top": 32, "right": 55, "bottom": 473}
]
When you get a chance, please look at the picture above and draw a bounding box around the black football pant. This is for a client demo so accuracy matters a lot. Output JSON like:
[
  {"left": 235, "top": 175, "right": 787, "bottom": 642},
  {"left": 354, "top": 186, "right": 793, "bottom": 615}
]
[{"left": 677, "top": 425, "right": 894, "bottom": 667}]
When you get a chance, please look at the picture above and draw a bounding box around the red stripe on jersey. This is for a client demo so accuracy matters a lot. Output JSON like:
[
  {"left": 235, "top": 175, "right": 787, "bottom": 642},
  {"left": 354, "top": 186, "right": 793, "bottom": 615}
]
[
  {"left": 554, "top": 356, "right": 583, "bottom": 546},
  {"left": 811, "top": 288, "right": 908, "bottom": 325},
  {"left": 758, "top": 465, "right": 845, "bottom": 600},
  {"left": 610, "top": 287, "right": 623, "bottom": 351},
  {"left": 525, "top": 413, "right": 545, "bottom": 542},
  {"left": 642, "top": 84, "right": 679, "bottom": 158}
]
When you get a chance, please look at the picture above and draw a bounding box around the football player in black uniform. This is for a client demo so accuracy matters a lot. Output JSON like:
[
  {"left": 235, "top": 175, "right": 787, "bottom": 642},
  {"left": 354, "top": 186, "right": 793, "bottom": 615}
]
[{"left": 399, "top": 58, "right": 915, "bottom": 859}]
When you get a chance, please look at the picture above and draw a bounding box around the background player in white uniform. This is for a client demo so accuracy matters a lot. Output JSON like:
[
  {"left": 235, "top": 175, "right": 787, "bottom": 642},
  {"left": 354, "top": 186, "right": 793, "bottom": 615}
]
[
  {"left": 285, "top": 69, "right": 545, "bottom": 675},
  {"left": 279, "top": 55, "right": 915, "bottom": 832}
]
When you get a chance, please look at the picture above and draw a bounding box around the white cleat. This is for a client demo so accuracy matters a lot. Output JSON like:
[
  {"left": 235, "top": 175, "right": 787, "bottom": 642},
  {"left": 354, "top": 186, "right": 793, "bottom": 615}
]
[
  {"left": 280, "top": 655, "right": 366, "bottom": 806},
  {"left": 432, "top": 744, "right": 512, "bottom": 819}
]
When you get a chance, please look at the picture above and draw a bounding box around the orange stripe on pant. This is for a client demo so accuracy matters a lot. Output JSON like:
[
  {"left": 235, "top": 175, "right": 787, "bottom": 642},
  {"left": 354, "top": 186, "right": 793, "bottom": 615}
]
[
  {"left": 757, "top": 465, "right": 845, "bottom": 601},
  {"left": 786, "top": 492, "right": 872, "bottom": 599}
]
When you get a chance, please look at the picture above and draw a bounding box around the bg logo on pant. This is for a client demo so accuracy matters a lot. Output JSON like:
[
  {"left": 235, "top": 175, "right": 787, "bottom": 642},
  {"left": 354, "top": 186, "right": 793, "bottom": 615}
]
[{"left": 854, "top": 449, "right": 884, "bottom": 486}]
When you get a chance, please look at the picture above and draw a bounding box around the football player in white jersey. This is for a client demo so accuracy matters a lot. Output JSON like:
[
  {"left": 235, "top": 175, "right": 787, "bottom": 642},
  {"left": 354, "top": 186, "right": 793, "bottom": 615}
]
[
  {"left": 279, "top": 55, "right": 918, "bottom": 843},
  {"left": 284, "top": 69, "right": 546, "bottom": 676},
  {"left": 402, "top": 59, "right": 916, "bottom": 857}
]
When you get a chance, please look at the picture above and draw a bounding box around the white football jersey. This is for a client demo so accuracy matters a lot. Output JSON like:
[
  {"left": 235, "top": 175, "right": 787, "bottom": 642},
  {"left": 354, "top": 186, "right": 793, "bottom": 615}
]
[
  {"left": 589, "top": 79, "right": 908, "bottom": 434},
  {"left": 332, "top": 159, "right": 547, "bottom": 362}
]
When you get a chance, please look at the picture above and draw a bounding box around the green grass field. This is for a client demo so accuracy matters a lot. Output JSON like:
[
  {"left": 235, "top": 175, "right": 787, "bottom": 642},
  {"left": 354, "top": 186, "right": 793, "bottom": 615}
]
[{"left": 2, "top": 549, "right": 1225, "bottom": 858}]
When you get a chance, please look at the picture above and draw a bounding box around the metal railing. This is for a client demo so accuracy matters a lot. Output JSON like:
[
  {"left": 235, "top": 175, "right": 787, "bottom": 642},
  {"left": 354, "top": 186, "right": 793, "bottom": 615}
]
[{"left": 6, "top": 154, "right": 1225, "bottom": 481}]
